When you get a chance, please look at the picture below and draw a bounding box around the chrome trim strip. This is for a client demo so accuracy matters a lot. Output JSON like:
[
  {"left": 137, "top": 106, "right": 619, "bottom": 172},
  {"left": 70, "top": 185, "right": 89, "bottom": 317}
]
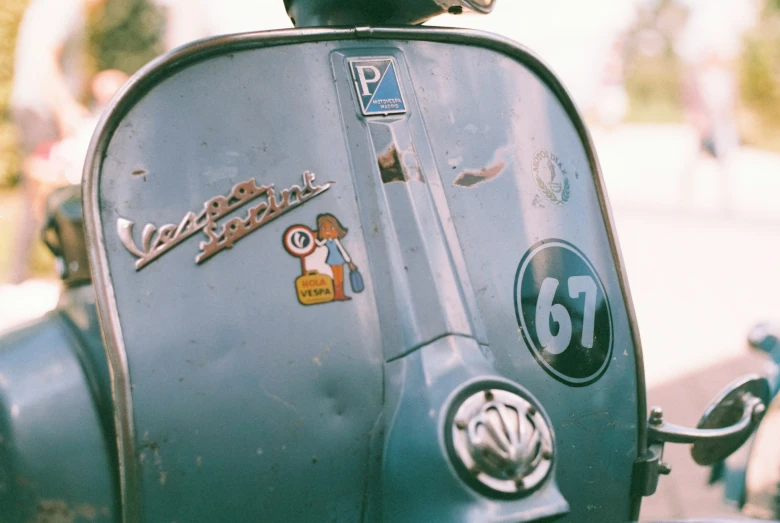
[{"left": 83, "top": 25, "right": 647, "bottom": 521}]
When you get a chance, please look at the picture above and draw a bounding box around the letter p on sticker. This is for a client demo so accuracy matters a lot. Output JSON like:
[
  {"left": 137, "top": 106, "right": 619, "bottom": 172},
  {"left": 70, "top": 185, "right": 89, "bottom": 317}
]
[{"left": 356, "top": 65, "right": 381, "bottom": 96}]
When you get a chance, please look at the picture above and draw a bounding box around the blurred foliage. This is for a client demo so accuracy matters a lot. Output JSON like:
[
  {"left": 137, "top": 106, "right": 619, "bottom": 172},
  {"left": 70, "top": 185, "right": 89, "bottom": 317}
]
[
  {"left": 0, "top": 0, "right": 29, "bottom": 188},
  {"left": 738, "top": 3, "right": 780, "bottom": 152},
  {"left": 0, "top": 0, "right": 164, "bottom": 190},
  {"left": 0, "top": 0, "right": 164, "bottom": 281},
  {"left": 623, "top": 0, "right": 687, "bottom": 123},
  {"left": 87, "top": 0, "right": 164, "bottom": 76},
  {"left": 624, "top": 0, "right": 780, "bottom": 152}
]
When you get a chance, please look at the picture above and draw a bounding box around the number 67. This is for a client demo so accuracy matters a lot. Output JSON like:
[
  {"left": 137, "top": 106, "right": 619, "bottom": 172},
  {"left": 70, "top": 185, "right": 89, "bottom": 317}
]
[{"left": 535, "top": 276, "right": 596, "bottom": 355}]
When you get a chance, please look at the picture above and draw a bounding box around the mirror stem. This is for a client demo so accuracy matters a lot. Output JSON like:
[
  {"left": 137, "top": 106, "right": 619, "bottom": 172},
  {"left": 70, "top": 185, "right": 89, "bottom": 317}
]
[{"left": 647, "top": 394, "right": 765, "bottom": 445}]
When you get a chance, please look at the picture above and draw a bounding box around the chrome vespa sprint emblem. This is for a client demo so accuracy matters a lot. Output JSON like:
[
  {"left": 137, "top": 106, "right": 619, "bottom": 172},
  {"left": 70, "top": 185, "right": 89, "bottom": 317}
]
[
  {"left": 349, "top": 58, "right": 406, "bottom": 116},
  {"left": 117, "top": 171, "right": 331, "bottom": 270}
]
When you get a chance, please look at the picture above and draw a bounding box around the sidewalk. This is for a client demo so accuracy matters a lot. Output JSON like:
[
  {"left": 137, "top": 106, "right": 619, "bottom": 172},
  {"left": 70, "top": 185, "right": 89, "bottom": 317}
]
[
  {"left": 594, "top": 124, "right": 780, "bottom": 221},
  {"left": 594, "top": 124, "right": 780, "bottom": 520}
]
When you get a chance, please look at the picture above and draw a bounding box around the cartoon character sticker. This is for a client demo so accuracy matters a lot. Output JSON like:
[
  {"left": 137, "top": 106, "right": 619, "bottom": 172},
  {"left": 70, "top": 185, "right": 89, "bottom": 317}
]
[{"left": 283, "top": 214, "right": 364, "bottom": 305}]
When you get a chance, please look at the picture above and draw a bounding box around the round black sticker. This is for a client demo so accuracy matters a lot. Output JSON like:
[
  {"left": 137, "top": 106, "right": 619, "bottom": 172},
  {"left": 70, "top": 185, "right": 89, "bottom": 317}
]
[
  {"left": 283, "top": 225, "right": 316, "bottom": 258},
  {"left": 514, "top": 239, "right": 613, "bottom": 386}
]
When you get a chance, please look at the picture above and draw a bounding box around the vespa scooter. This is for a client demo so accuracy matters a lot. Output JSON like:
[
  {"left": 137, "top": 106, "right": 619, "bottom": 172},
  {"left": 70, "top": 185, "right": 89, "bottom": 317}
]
[{"left": 0, "top": 0, "right": 775, "bottom": 521}]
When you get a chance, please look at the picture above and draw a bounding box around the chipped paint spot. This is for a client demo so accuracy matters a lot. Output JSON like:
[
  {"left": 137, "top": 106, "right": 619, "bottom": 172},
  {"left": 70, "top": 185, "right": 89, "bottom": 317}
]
[
  {"left": 35, "top": 499, "right": 72, "bottom": 523},
  {"left": 312, "top": 347, "right": 330, "bottom": 367},
  {"left": 33, "top": 500, "right": 104, "bottom": 523},
  {"left": 196, "top": 456, "right": 202, "bottom": 467},
  {"left": 159, "top": 471, "right": 168, "bottom": 485},
  {"left": 131, "top": 166, "right": 147, "bottom": 177},
  {"left": 453, "top": 161, "right": 506, "bottom": 188},
  {"left": 256, "top": 448, "right": 263, "bottom": 456},
  {"left": 260, "top": 384, "right": 297, "bottom": 413},
  {"left": 377, "top": 145, "right": 407, "bottom": 183},
  {"left": 75, "top": 504, "right": 98, "bottom": 519}
]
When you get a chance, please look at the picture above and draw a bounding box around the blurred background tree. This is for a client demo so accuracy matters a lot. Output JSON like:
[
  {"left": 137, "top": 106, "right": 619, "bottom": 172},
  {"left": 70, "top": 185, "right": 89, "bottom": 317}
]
[
  {"left": 623, "top": 0, "right": 688, "bottom": 123},
  {"left": 87, "top": 0, "right": 164, "bottom": 76},
  {"left": 0, "top": 0, "right": 164, "bottom": 190},
  {"left": 0, "top": 0, "right": 29, "bottom": 188},
  {"left": 0, "top": 0, "right": 163, "bottom": 280},
  {"left": 739, "top": 0, "right": 780, "bottom": 151},
  {"left": 622, "top": 0, "right": 780, "bottom": 152}
]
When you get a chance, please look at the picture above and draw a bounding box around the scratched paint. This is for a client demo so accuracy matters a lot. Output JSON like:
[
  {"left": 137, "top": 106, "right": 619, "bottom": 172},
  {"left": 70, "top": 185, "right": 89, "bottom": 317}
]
[
  {"left": 452, "top": 146, "right": 510, "bottom": 187},
  {"left": 453, "top": 161, "right": 506, "bottom": 187}
]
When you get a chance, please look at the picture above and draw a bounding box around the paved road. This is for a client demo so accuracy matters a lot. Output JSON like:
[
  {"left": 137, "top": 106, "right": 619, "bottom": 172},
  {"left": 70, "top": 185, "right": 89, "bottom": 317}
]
[{"left": 594, "top": 125, "right": 780, "bottom": 520}]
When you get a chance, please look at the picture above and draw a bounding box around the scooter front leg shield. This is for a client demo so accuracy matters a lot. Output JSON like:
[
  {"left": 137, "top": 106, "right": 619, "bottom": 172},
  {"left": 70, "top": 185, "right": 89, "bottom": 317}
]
[{"left": 84, "top": 28, "right": 646, "bottom": 523}]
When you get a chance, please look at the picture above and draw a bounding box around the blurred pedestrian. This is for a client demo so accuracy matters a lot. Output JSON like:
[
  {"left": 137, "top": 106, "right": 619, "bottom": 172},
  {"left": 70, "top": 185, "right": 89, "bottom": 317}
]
[
  {"left": 8, "top": 0, "right": 104, "bottom": 283},
  {"left": 51, "top": 69, "right": 129, "bottom": 186},
  {"left": 675, "top": 0, "right": 761, "bottom": 213}
]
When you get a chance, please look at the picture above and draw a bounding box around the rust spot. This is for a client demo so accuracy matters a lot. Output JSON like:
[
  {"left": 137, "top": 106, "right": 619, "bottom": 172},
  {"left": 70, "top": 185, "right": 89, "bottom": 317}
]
[
  {"left": 34, "top": 500, "right": 101, "bottom": 523},
  {"left": 35, "top": 499, "right": 72, "bottom": 523},
  {"left": 377, "top": 145, "right": 407, "bottom": 183},
  {"left": 453, "top": 161, "right": 506, "bottom": 188}
]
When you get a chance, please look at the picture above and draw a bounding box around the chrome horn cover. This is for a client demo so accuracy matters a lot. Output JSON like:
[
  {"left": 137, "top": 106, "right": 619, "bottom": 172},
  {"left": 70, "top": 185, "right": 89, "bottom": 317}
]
[{"left": 446, "top": 386, "right": 554, "bottom": 497}]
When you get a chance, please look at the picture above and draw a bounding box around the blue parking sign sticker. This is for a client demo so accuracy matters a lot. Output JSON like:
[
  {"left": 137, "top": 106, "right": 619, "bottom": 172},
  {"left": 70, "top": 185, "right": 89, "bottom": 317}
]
[{"left": 349, "top": 58, "right": 406, "bottom": 116}]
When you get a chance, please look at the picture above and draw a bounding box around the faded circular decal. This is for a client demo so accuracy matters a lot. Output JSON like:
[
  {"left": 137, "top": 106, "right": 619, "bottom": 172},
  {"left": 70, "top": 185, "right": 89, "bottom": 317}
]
[
  {"left": 514, "top": 239, "right": 613, "bottom": 386},
  {"left": 283, "top": 224, "right": 316, "bottom": 258}
]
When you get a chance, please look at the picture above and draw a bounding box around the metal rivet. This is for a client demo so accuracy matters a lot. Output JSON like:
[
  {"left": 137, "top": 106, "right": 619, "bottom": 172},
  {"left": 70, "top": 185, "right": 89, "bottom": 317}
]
[
  {"left": 542, "top": 449, "right": 553, "bottom": 460},
  {"left": 527, "top": 406, "right": 536, "bottom": 416},
  {"left": 649, "top": 407, "right": 664, "bottom": 425},
  {"left": 658, "top": 462, "right": 672, "bottom": 475},
  {"left": 455, "top": 419, "right": 467, "bottom": 430},
  {"left": 484, "top": 390, "right": 494, "bottom": 401},
  {"left": 515, "top": 478, "right": 525, "bottom": 489},
  {"left": 448, "top": 5, "right": 463, "bottom": 14},
  {"left": 752, "top": 403, "right": 767, "bottom": 422}
]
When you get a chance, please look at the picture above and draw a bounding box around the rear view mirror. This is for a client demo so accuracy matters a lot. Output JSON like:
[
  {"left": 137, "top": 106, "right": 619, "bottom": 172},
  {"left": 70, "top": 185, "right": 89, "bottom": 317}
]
[{"left": 635, "top": 375, "right": 769, "bottom": 497}]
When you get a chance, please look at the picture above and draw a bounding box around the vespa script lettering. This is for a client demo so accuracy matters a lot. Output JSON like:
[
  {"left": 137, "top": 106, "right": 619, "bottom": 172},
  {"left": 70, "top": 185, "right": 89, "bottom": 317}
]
[{"left": 117, "top": 171, "right": 331, "bottom": 270}]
